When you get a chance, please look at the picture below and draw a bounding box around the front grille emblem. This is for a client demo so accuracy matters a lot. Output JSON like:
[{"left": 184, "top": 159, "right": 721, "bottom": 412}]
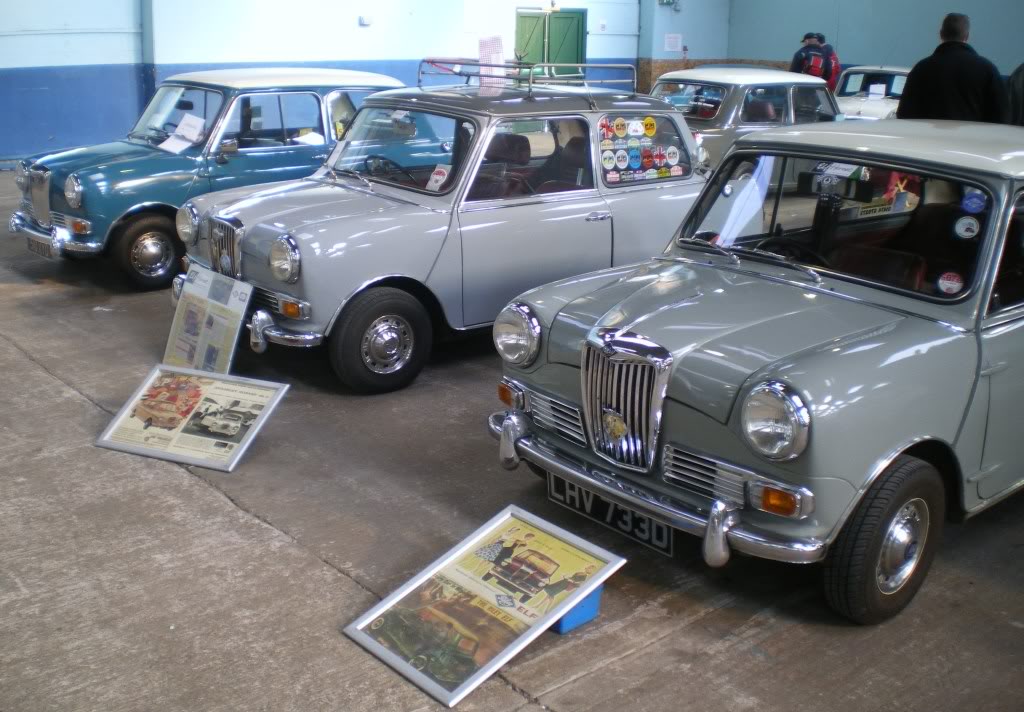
[
  {"left": 601, "top": 408, "right": 629, "bottom": 446},
  {"left": 219, "top": 253, "right": 232, "bottom": 274}
]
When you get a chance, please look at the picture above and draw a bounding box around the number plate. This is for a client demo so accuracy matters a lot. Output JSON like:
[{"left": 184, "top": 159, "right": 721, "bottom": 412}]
[
  {"left": 26, "top": 237, "right": 53, "bottom": 259},
  {"left": 548, "top": 474, "right": 674, "bottom": 556}
]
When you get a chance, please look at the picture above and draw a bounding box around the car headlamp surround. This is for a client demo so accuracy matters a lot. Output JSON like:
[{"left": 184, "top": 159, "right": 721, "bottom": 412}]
[
  {"left": 741, "top": 381, "right": 810, "bottom": 461},
  {"left": 269, "top": 234, "right": 301, "bottom": 283},
  {"left": 64, "top": 174, "right": 83, "bottom": 209},
  {"left": 176, "top": 203, "right": 201, "bottom": 245},
  {"left": 493, "top": 302, "right": 542, "bottom": 367}
]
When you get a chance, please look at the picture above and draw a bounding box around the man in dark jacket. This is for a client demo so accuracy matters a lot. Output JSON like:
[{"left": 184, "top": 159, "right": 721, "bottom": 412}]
[
  {"left": 816, "top": 33, "right": 841, "bottom": 92},
  {"left": 896, "top": 13, "right": 1008, "bottom": 123},
  {"left": 789, "top": 32, "right": 832, "bottom": 83}
]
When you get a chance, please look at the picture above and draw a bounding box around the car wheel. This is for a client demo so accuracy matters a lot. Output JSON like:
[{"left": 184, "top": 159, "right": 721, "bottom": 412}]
[
  {"left": 328, "top": 287, "right": 432, "bottom": 393},
  {"left": 823, "top": 455, "right": 944, "bottom": 624},
  {"left": 115, "top": 214, "right": 183, "bottom": 289}
]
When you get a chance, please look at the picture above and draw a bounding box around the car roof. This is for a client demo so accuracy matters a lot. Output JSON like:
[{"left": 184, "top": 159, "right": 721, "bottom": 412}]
[
  {"left": 737, "top": 120, "right": 1024, "bottom": 178},
  {"left": 164, "top": 67, "right": 405, "bottom": 90},
  {"left": 364, "top": 83, "right": 675, "bottom": 116},
  {"left": 840, "top": 65, "right": 911, "bottom": 75},
  {"left": 655, "top": 66, "right": 826, "bottom": 86}
]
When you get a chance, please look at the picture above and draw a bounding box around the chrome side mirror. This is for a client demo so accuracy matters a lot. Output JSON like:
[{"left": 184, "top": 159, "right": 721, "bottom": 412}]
[{"left": 215, "top": 138, "right": 238, "bottom": 164}]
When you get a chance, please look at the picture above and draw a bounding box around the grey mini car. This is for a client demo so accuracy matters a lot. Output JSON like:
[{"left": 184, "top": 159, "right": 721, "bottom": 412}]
[
  {"left": 175, "top": 60, "right": 706, "bottom": 392},
  {"left": 650, "top": 67, "right": 840, "bottom": 168},
  {"left": 490, "top": 119, "right": 1024, "bottom": 623}
]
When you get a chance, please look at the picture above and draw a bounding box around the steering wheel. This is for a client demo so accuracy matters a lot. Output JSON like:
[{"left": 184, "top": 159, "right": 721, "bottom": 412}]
[
  {"left": 162, "top": 122, "right": 179, "bottom": 134},
  {"left": 754, "top": 237, "right": 831, "bottom": 268},
  {"left": 363, "top": 154, "right": 418, "bottom": 183},
  {"left": 506, "top": 173, "right": 536, "bottom": 195}
]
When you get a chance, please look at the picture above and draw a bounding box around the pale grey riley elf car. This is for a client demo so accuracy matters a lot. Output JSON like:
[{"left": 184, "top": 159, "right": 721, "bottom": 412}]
[
  {"left": 174, "top": 60, "right": 706, "bottom": 392},
  {"left": 490, "top": 120, "right": 1024, "bottom": 623},
  {"left": 650, "top": 67, "right": 839, "bottom": 168}
]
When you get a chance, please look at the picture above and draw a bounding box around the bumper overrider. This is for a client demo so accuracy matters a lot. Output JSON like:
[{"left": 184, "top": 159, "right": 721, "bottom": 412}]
[
  {"left": 488, "top": 410, "right": 827, "bottom": 567},
  {"left": 10, "top": 211, "right": 102, "bottom": 256},
  {"left": 171, "top": 273, "right": 323, "bottom": 352}
]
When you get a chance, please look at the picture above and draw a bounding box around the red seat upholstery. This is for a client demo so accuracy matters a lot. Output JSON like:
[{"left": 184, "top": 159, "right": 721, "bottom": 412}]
[
  {"left": 829, "top": 245, "right": 927, "bottom": 292},
  {"left": 744, "top": 100, "right": 777, "bottom": 122}
]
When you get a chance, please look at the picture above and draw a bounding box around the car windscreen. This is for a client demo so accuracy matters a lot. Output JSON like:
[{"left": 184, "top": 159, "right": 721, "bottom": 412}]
[
  {"left": 650, "top": 82, "right": 727, "bottom": 120},
  {"left": 677, "top": 153, "right": 993, "bottom": 301},
  {"left": 131, "top": 85, "right": 224, "bottom": 143},
  {"left": 837, "top": 72, "right": 906, "bottom": 98},
  {"left": 327, "top": 107, "right": 475, "bottom": 193}
]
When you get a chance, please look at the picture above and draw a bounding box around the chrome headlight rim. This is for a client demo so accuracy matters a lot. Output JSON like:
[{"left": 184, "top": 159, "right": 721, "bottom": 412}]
[
  {"left": 268, "top": 234, "right": 301, "bottom": 284},
  {"left": 14, "top": 161, "right": 28, "bottom": 192},
  {"left": 741, "top": 380, "right": 810, "bottom": 462},
  {"left": 64, "top": 173, "right": 83, "bottom": 209},
  {"left": 493, "top": 301, "right": 542, "bottom": 367},
  {"left": 176, "top": 203, "right": 201, "bottom": 245}
]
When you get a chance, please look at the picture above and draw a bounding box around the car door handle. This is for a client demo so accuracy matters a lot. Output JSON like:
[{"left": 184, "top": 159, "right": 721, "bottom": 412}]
[
  {"left": 585, "top": 211, "right": 611, "bottom": 222},
  {"left": 313, "top": 153, "right": 328, "bottom": 161}
]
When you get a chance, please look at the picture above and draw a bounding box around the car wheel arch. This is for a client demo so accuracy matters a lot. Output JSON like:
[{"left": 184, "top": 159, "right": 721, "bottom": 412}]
[
  {"left": 325, "top": 275, "right": 449, "bottom": 338},
  {"left": 106, "top": 202, "right": 180, "bottom": 247}
]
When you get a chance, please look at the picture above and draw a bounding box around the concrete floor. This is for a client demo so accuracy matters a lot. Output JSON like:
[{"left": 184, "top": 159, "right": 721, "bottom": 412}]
[{"left": 1, "top": 182, "right": 1022, "bottom": 712}]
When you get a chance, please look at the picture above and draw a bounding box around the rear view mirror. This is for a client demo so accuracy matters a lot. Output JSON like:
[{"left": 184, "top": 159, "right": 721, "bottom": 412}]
[
  {"left": 175, "top": 99, "right": 194, "bottom": 111},
  {"left": 219, "top": 138, "right": 239, "bottom": 154}
]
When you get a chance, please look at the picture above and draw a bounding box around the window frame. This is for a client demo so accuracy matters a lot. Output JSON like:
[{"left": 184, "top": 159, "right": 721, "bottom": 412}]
[
  {"left": 738, "top": 85, "right": 790, "bottom": 126},
  {"left": 983, "top": 190, "right": 1024, "bottom": 319},
  {"left": 596, "top": 112, "right": 693, "bottom": 190},
  {"left": 212, "top": 90, "right": 326, "bottom": 153},
  {"left": 134, "top": 83, "right": 226, "bottom": 149},
  {"left": 324, "top": 88, "right": 377, "bottom": 141},
  {"left": 791, "top": 85, "right": 837, "bottom": 124}
]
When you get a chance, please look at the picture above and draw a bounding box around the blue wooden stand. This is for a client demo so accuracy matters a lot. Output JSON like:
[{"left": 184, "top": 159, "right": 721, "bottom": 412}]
[{"left": 550, "top": 585, "right": 603, "bottom": 635}]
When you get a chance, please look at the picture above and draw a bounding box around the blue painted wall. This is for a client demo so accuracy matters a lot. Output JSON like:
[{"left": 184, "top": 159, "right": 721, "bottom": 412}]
[{"left": 640, "top": 0, "right": 729, "bottom": 61}]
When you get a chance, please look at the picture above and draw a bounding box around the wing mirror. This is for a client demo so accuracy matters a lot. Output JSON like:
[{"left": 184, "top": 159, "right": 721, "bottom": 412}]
[{"left": 215, "top": 138, "right": 239, "bottom": 164}]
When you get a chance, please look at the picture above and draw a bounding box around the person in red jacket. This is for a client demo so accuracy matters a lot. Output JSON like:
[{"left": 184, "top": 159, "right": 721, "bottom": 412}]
[
  {"left": 789, "top": 32, "right": 832, "bottom": 83},
  {"left": 816, "top": 33, "right": 841, "bottom": 92}
]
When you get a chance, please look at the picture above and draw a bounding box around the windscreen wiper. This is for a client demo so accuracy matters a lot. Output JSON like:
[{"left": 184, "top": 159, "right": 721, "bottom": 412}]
[
  {"left": 331, "top": 168, "right": 373, "bottom": 190},
  {"left": 729, "top": 246, "right": 822, "bottom": 283},
  {"left": 675, "top": 236, "right": 740, "bottom": 264}
]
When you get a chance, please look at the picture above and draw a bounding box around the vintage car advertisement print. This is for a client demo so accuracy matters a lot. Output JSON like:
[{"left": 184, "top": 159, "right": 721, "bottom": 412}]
[
  {"left": 490, "top": 120, "right": 1024, "bottom": 625},
  {"left": 98, "top": 366, "right": 287, "bottom": 472},
  {"left": 346, "top": 506, "right": 624, "bottom": 707},
  {"left": 164, "top": 264, "right": 252, "bottom": 373}
]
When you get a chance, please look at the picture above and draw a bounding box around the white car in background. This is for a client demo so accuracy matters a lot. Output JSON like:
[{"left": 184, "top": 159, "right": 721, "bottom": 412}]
[{"left": 834, "top": 66, "right": 910, "bottom": 120}]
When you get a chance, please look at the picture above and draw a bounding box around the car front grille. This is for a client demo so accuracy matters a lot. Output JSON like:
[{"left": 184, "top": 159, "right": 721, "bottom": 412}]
[
  {"left": 581, "top": 343, "right": 666, "bottom": 471},
  {"left": 209, "top": 218, "right": 242, "bottom": 278},
  {"left": 526, "top": 389, "right": 587, "bottom": 447},
  {"left": 20, "top": 199, "right": 69, "bottom": 230},
  {"left": 251, "top": 286, "right": 280, "bottom": 313},
  {"left": 29, "top": 168, "right": 51, "bottom": 228},
  {"left": 663, "top": 445, "right": 747, "bottom": 507}
]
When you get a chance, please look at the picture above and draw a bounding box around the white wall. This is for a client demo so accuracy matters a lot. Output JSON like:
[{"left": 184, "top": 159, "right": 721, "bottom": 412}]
[{"left": 0, "top": 0, "right": 141, "bottom": 68}]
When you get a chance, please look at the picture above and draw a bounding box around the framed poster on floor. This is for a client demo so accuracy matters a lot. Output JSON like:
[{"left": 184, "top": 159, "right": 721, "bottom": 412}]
[
  {"left": 97, "top": 365, "right": 288, "bottom": 472},
  {"left": 345, "top": 505, "right": 626, "bottom": 707}
]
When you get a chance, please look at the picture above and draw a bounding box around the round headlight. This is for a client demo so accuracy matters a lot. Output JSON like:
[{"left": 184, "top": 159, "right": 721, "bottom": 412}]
[
  {"left": 14, "top": 162, "right": 28, "bottom": 192},
  {"left": 269, "top": 235, "right": 300, "bottom": 283},
  {"left": 741, "top": 381, "right": 810, "bottom": 461},
  {"left": 176, "top": 203, "right": 200, "bottom": 245},
  {"left": 493, "top": 302, "right": 541, "bottom": 366},
  {"left": 64, "top": 174, "right": 83, "bottom": 208}
]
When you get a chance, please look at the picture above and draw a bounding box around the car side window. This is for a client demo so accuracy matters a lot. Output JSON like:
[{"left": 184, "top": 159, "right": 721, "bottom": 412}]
[
  {"left": 327, "top": 90, "right": 373, "bottom": 140},
  {"left": 990, "top": 197, "right": 1024, "bottom": 312},
  {"left": 740, "top": 86, "right": 787, "bottom": 123},
  {"left": 793, "top": 86, "right": 836, "bottom": 124},
  {"left": 597, "top": 114, "right": 692, "bottom": 186},
  {"left": 220, "top": 93, "right": 323, "bottom": 149},
  {"left": 466, "top": 117, "right": 592, "bottom": 201}
]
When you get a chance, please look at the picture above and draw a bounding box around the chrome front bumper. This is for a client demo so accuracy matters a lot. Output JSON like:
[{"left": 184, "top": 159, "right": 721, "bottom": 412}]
[
  {"left": 9, "top": 211, "right": 103, "bottom": 256},
  {"left": 488, "top": 410, "right": 827, "bottom": 566}
]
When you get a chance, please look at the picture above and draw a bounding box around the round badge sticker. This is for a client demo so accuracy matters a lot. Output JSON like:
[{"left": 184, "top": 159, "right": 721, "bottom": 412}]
[
  {"left": 601, "top": 150, "right": 616, "bottom": 170},
  {"left": 628, "top": 120, "right": 645, "bottom": 137},
  {"left": 937, "top": 272, "right": 964, "bottom": 295},
  {"left": 626, "top": 137, "right": 640, "bottom": 151},
  {"left": 600, "top": 139, "right": 614, "bottom": 152},
  {"left": 643, "top": 116, "right": 658, "bottom": 137},
  {"left": 613, "top": 138, "right": 627, "bottom": 151},
  {"left": 954, "top": 216, "right": 980, "bottom": 240},
  {"left": 641, "top": 148, "right": 654, "bottom": 170},
  {"left": 665, "top": 145, "right": 680, "bottom": 166},
  {"left": 628, "top": 148, "right": 642, "bottom": 170},
  {"left": 613, "top": 118, "right": 627, "bottom": 138},
  {"left": 961, "top": 190, "right": 987, "bottom": 214},
  {"left": 640, "top": 137, "right": 653, "bottom": 149},
  {"left": 614, "top": 150, "right": 629, "bottom": 170}
]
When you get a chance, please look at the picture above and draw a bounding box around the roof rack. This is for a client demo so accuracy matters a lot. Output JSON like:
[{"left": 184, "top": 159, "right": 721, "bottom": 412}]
[{"left": 416, "top": 57, "right": 637, "bottom": 96}]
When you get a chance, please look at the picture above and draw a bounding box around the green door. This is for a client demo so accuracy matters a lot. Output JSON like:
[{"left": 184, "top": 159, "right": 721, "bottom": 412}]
[
  {"left": 547, "top": 10, "right": 586, "bottom": 75},
  {"left": 515, "top": 12, "right": 545, "bottom": 63}
]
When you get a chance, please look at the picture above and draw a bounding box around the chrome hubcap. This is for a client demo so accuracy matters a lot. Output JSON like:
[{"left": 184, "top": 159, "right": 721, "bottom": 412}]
[
  {"left": 130, "top": 232, "right": 174, "bottom": 278},
  {"left": 876, "top": 497, "right": 929, "bottom": 595},
  {"left": 360, "top": 315, "right": 413, "bottom": 374}
]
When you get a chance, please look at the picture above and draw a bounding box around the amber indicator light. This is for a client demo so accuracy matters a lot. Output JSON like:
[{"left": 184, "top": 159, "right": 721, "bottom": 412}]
[
  {"left": 497, "top": 382, "right": 515, "bottom": 407},
  {"left": 761, "top": 487, "right": 798, "bottom": 517},
  {"left": 281, "top": 301, "right": 302, "bottom": 319}
]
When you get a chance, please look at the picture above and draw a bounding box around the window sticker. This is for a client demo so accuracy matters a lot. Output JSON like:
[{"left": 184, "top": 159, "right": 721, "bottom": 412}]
[
  {"left": 614, "top": 150, "right": 629, "bottom": 170},
  {"left": 645, "top": 168, "right": 659, "bottom": 180},
  {"left": 628, "top": 148, "right": 642, "bottom": 169},
  {"left": 961, "top": 190, "right": 987, "bottom": 214},
  {"left": 613, "top": 138, "right": 627, "bottom": 151},
  {"left": 665, "top": 145, "right": 680, "bottom": 166},
  {"left": 599, "top": 114, "right": 690, "bottom": 186},
  {"left": 640, "top": 137, "right": 653, "bottom": 149},
  {"left": 643, "top": 116, "right": 658, "bottom": 137},
  {"left": 653, "top": 146, "right": 666, "bottom": 166},
  {"left": 954, "top": 216, "right": 980, "bottom": 240},
  {"left": 627, "top": 120, "right": 645, "bottom": 137},
  {"left": 601, "top": 151, "right": 616, "bottom": 170},
  {"left": 600, "top": 138, "right": 614, "bottom": 152},
  {"left": 641, "top": 148, "right": 654, "bottom": 170},
  {"left": 613, "top": 118, "right": 627, "bottom": 137},
  {"left": 938, "top": 272, "right": 964, "bottom": 294},
  {"left": 626, "top": 137, "right": 640, "bottom": 151},
  {"left": 426, "top": 164, "right": 451, "bottom": 192},
  {"left": 598, "top": 117, "right": 614, "bottom": 140},
  {"left": 606, "top": 170, "right": 620, "bottom": 183},
  {"left": 670, "top": 165, "right": 683, "bottom": 177}
]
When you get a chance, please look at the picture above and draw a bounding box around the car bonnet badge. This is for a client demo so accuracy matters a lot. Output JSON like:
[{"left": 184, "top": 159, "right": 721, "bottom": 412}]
[{"left": 602, "top": 408, "right": 629, "bottom": 445}]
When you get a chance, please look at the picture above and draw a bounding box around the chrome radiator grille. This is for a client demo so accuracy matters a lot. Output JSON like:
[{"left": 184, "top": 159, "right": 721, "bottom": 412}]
[
  {"left": 663, "top": 445, "right": 747, "bottom": 507},
  {"left": 29, "top": 168, "right": 51, "bottom": 228},
  {"left": 526, "top": 390, "right": 586, "bottom": 447},
  {"left": 19, "top": 199, "right": 35, "bottom": 222},
  {"left": 251, "top": 286, "right": 280, "bottom": 314},
  {"left": 581, "top": 344, "right": 658, "bottom": 470},
  {"left": 209, "top": 218, "right": 241, "bottom": 278}
]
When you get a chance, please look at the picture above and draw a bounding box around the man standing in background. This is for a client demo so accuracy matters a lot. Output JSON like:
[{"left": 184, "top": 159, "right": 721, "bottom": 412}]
[
  {"left": 816, "top": 33, "right": 841, "bottom": 92},
  {"left": 789, "top": 32, "right": 832, "bottom": 84},
  {"left": 897, "top": 13, "right": 1008, "bottom": 122}
]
